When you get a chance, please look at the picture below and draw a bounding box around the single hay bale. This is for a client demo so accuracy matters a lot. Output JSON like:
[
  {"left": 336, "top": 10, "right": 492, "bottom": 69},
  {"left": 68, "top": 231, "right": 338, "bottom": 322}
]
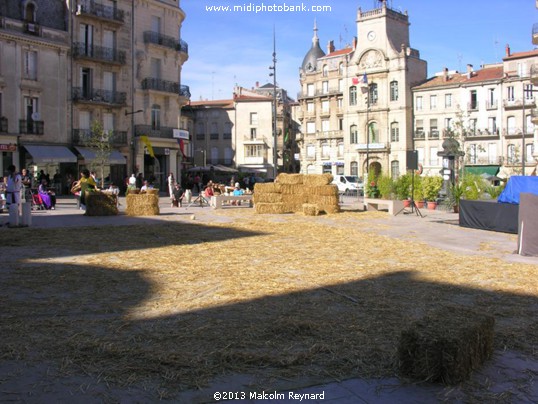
[
  {"left": 308, "top": 195, "right": 340, "bottom": 206},
  {"left": 253, "top": 193, "right": 283, "bottom": 204},
  {"left": 126, "top": 194, "right": 160, "bottom": 216},
  {"left": 254, "top": 202, "right": 288, "bottom": 214},
  {"left": 144, "top": 188, "right": 159, "bottom": 195},
  {"left": 303, "top": 174, "right": 333, "bottom": 186},
  {"left": 85, "top": 193, "right": 118, "bottom": 216},
  {"left": 398, "top": 305, "right": 495, "bottom": 385},
  {"left": 319, "top": 204, "right": 341, "bottom": 214},
  {"left": 254, "top": 183, "right": 282, "bottom": 194},
  {"left": 303, "top": 185, "right": 339, "bottom": 197},
  {"left": 276, "top": 173, "right": 304, "bottom": 185},
  {"left": 282, "top": 202, "right": 303, "bottom": 213},
  {"left": 302, "top": 203, "right": 320, "bottom": 216},
  {"left": 279, "top": 184, "right": 306, "bottom": 195}
]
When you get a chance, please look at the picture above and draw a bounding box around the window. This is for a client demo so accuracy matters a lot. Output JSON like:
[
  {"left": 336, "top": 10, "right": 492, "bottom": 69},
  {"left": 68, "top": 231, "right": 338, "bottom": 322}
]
[
  {"left": 250, "top": 128, "right": 257, "bottom": 140},
  {"left": 369, "top": 83, "right": 378, "bottom": 105},
  {"left": 468, "top": 144, "right": 477, "bottom": 164},
  {"left": 306, "top": 122, "right": 316, "bottom": 134},
  {"left": 507, "top": 144, "right": 516, "bottom": 163},
  {"left": 367, "top": 122, "right": 378, "bottom": 143},
  {"left": 210, "top": 147, "right": 219, "bottom": 164},
  {"left": 445, "top": 93, "right": 452, "bottom": 108},
  {"left": 338, "top": 118, "right": 343, "bottom": 131},
  {"left": 79, "top": 23, "right": 94, "bottom": 56},
  {"left": 151, "top": 104, "right": 161, "bottom": 130},
  {"left": 307, "top": 84, "right": 314, "bottom": 96},
  {"left": 23, "top": 96, "right": 39, "bottom": 134},
  {"left": 103, "top": 29, "right": 115, "bottom": 51},
  {"left": 349, "top": 86, "right": 357, "bottom": 106},
  {"left": 350, "top": 125, "right": 358, "bottom": 144},
  {"left": 81, "top": 67, "right": 92, "bottom": 98},
  {"left": 429, "top": 147, "right": 438, "bottom": 166},
  {"left": 390, "top": 81, "right": 398, "bottom": 101},
  {"left": 79, "top": 111, "right": 91, "bottom": 130},
  {"left": 444, "top": 118, "right": 453, "bottom": 131},
  {"left": 416, "top": 96, "right": 423, "bottom": 110},
  {"left": 469, "top": 119, "right": 477, "bottom": 135},
  {"left": 245, "top": 144, "right": 264, "bottom": 157},
  {"left": 337, "top": 98, "right": 343, "bottom": 110},
  {"left": 23, "top": 50, "right": 37, "bottom": 80},
  {"left": 488, "top": 143, "right": 497, "bottom": 164},
  {"left": 339, "top": 62, "right": 344, "bottom": 76},
  {"left": 487, "top": 88, "right": 496, "bottom": 108},
  {"left": 526, "top": 114, "right": 534, "bottom": 134},
  {"left": 524, "top": 84, "right": 534, "bottom": 100},
  {"left": 350, "top": 161, "right": 358, "bottom": 176},
  {"left": 223, "top": 122, "right": 232, "bottom": 139},
  {"left": 210, "top": 122, "right": 218, "bottom": 140},
  {"left": 488, "top": 117, "right": 497, "bottom": 134},
  {"left": 250, "top": 112, "right": 258, "bottom": 125},
  {"left": 224, "top": 147, "right": 233, "bottom": 164},
  {"left": 507, "top": 116, "right": 516, "bottom": 135},
  {"left": 507, "top": 86, "right": 514, "bottom": 101},
  {"left": 416, "top": 147, "right": 424, "bottom": 165},
  {"left": 337, "top": 142, "right": 344, "bottom": 158},
  {"left": 25, "top": 2, "right": 36, "bottom": 22},
  {"left": 391, "top": 161, "right": 400, "bottom": 179},
  {"left": 526, "top": 143, "right": 534, "bottom": 162},
  {"left": 321, "top": 100, "right": 329, "bottom": 113},
  {"left": 469, "top": 90, "right": 477, "bottom": 110},
  {"left": 322, "top": 65, "right": 328, "bottom": 77},
  {"left": 103, "top": 112, "right": 114, "bottom": 134},
  {"left": 338, "top": 79, "right": 344, "bottom": 92},
  {"left": 150, "top": 58, "right": 161, "bottom": 79},
  {"left": 306, "top": 144, "right": 316, "bottom": 159},
  {"left": 151, "top": 15, "right": 161, "bottom": 34},
  {"left": 321, "top": 119, "right": 330, "bottom": 132},
  {"left": 307, "top": 102, "right": 314, "bottom": 113},
  {"left": 321, "top": 143, "right": 330, "bottom": 159},
  {"left": 430, "top": 95, "right": 437, "bottom": 110},
  {"left": 322, "top": 81, "right": 328, "bottom": 94},
  {"left": 415, "top": 120, "right": 424, "bottom": 138},
  {"left": 429, "top": 119, "right": 438, "bottom": 139},
  {"left": 390, "top": 122, "right": 399, "bottom": 142}
]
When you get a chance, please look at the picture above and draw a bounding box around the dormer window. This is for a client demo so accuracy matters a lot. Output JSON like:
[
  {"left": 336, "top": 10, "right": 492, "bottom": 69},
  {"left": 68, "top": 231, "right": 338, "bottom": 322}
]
[{"left": 25, "top": 2, "right": 36, "bottom": 23}]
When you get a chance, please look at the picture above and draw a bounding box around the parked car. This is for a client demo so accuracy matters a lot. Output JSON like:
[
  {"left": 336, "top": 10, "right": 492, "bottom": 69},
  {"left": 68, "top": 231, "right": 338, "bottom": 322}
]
[{"left": 332, "top": 175, "right": 364, "bottom": 195}]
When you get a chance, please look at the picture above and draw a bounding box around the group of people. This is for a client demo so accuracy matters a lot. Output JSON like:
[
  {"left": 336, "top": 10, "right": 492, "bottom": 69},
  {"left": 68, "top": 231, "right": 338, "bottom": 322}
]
[{"left": 0, "top": 165, "right": 57, "bottom": 211}]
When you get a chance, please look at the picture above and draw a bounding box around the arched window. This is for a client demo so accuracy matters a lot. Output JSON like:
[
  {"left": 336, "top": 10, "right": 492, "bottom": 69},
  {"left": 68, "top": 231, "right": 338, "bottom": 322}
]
[
  {"left": 339, "top": 62, "right": 344, "bottom": 76},
  {"left": 390, "top": 81, "right": 398, "bottom": 101},
  {"left": 507, "top": 144, "right": 516, "bottom": 164},
  {"left": 350, "top": 161, "right": 358, "bottom": 176},
  {"left": 390, "top": 122, "right": 399, "bottom": 142},
  {"left": 349, "top": 86, "right": 357, "bottom": 106},
  {"left": 322, "top": 64, "right": 328, "bottom": 77},
  {"left": 306, "top": 164, "right": 316, "bottom": 174},
  {"left": 25, "top": 2, "right": 36, "bottom": 22},
  {"left": 391, "top": 160, "right": 400, "bottom": 179},
  {"left": 350, "top": 124, "right": 358, "bottom": 144},
  {"left": 367, "top": 122, "right": 378, "bottom": 143},
  {"left": 151, "top": 104, "right": 161, "bottom": 130}
]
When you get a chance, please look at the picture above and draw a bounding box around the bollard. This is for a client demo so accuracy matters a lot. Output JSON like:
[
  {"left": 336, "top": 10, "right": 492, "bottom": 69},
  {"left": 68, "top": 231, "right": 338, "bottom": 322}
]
[
  {"left": 21, "top": 202, "right": 32, "bottom": 227},
  {"left": 9, "top": 204, "right": 20, "bottom": 227}
]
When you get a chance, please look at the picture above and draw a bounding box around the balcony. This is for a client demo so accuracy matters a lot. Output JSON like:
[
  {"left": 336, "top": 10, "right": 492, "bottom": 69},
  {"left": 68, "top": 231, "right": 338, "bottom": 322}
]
[
  {"left": 76, "top": 1, "right": 125, "bottom": 24},
  {"left": 135, "top": 125, "right": 176, "bottom": 139},
  {"left": 465, "top": 128, "right": 499, "bottom": 139},
  {"left": 503, "top": 98, "right": 536, "bottom": 109},
  {"left": 485, "top": 100, "right": 498, "bottom": 110},
  {"left": 0, "top": 117, "right": 7, "bottom": 133},
  {"left": 19, "top": 120, "right": 44, "bottom": 135},
  {"left": 143, "top": 31, "right": 184, "bottom": 52},
  {"left": 355, "top": 142, "right": 389, "bottom": 152},
  {"left": 413, "top": 130, "right": 425, "bottom": 140},
  {"left": 316, "top": 130, "right": 343, "bottom": 139},
  {"left": 428, "top": 130, "right": 440, "bottom": 140},
  {"left": 531, "top": 64, "right": 538, "bottom": 85},
  {"left": 72, "top": 129, "right": 127, "bottom": 146},
  {"left": 72, "top": 43, "right": 126, "bottom": 65},
  {"left": 141, "top": 78, "right": 191, "bottom": 99},
  {"left": 23, "top": 21, "right": 41, "bottom": 36},
  {"left": 532, "top": 108, "right": 538, "bottom": 124},
  {"left": 467, "top": 102, "right": 479, "bottom": 111},
  {"left": 533, "top": 23, "right": 538, "bottom": 45},
  {"left": 72, "top": 87, "right": 126, "bottom": 106}
]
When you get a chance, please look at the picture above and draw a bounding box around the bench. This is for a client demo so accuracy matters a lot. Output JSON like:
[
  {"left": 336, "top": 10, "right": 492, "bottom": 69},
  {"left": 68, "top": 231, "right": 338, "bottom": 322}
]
[
  {"left": 211, "top": 194, "right": 253, "bottom": 209},
  {"left": 363, "top": 198, "right": 404, "bottom": 216}
]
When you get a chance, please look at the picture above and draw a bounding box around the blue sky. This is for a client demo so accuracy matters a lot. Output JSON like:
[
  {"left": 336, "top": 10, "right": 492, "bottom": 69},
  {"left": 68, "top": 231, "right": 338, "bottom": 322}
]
[{"left": 181, "top": 0, "right": 537, "bottom": 102}]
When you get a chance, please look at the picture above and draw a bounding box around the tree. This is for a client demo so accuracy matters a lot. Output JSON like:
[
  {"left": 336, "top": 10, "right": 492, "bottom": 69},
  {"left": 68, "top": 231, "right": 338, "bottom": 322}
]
[{"left": 87, "top": 120, "right": 113, "bottom": 189}]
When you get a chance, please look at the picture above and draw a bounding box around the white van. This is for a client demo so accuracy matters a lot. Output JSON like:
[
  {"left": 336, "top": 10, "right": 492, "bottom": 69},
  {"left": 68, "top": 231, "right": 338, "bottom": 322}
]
[{"left": 332, "top": 175, "right": 364, "bottom": 195}]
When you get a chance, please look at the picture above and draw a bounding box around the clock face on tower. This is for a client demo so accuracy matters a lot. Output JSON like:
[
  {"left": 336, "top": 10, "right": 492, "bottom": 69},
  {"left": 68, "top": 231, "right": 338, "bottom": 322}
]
[{"left": 367, "top": 31, "right": 376, "bottom": 41}]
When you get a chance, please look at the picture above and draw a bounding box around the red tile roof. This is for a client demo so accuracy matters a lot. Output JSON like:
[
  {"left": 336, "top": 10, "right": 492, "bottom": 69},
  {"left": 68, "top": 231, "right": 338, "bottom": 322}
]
[
  {"left": 504, "top": 49, "right": 538, "bottom": 60},
  {"left": 190, "top": 99, "right": 234, "bottom": 108},
  {"left": 322, "top": 47, "right": 353, "bottom": 59},
  {"left": 413, "top": 66, "right": 504, "bottom": 90}
]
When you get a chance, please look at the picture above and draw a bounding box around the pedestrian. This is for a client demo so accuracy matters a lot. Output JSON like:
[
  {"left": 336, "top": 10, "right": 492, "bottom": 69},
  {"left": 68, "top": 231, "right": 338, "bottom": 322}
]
[
  {"left": 172, "top": 183, "right": 184, "bottom": 207},
  {"left": 78, "top": 169, "right": 97, "bottom": 210},
  {"left": 20, "top": 168, "right": 33, "bottom": 202},
  {"left": 167, "top": 172, "right": 175, "bottom": 206},
  {"left": 6, "top": 165, "right": 22, "bottom": 214}
]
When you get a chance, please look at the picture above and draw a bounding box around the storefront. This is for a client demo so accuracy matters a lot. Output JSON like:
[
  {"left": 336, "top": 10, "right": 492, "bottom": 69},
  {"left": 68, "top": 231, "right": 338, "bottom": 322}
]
[
  {"left": 74, "top": 146, "right": 127, "bottom": 189},
  {"left": 0, "top": 142, "right": 18, "bottom": 177}
]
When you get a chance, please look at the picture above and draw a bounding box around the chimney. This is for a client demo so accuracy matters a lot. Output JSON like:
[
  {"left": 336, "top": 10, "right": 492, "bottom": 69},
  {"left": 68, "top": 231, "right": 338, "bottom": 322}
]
[
  {"left": 506, "top": 44, "right": 511, "bottom": 57},
  {"left": 466, "top": 64, "right": 474, "bottom": 78},
  {"left": 352, "top": 36, "right": 357, "bottom": 50},
  {"left": 443, "top": 67, "right": 449, "bottom": 82},
  {"left": 327, "top": 40, "right": 335, "bottom": 53},
  {"left": 255, "top": 81, "right": 259, "bottom": 88}
]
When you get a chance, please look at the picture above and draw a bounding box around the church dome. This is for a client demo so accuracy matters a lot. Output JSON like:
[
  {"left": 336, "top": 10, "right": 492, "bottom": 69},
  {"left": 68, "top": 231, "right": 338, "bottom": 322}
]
[{"left": 301, "top": 21, "right": 325, "bottom": 72}]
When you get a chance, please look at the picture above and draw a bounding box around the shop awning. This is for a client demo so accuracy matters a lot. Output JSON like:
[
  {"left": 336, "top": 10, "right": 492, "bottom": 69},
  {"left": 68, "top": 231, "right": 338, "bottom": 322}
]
[
  {"left": 463, "top": 166, "right": 500, "bottom": 176},
  {"left": 75, "top": 147, "right": 126, "bottom": 165},
  {"left": 24, "top": 145, "right": 77, "bottom": 164}
]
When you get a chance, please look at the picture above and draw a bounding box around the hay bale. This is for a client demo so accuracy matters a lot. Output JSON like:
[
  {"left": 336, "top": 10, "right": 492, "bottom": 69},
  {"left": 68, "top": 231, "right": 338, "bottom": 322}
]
[
  {"left": 303, "top": 174, "right": 333, "bottom": 186},
  {"left": 253, "top": 193, "right": 283, "bottom": 204},
  {"left": 276, "top": 173, "right": 304, "bottom": 185},
  {"left": 302, "top": 203, "right": 320, "bottom": 216},
  {"left": 126, "top": 194, "right": 160, "bottom": 216},
  {"left": 254, "top": 202, "right": 288, "bottom": 214},
  {"left": 254, "top": 183, "right": 281, "bottom": 194},
  {"left": 398, "top": 306, "right": 495, "bottom": 385},
  {"left": 303, "top": 185, "right": 339, "bottom": 197},
  {"left": 319, "top": 204, "right": 341, "bottom": 214},
  {"left": 85, "top": 193, "right": 118, "bottom": 216},
  {"left": 308, "top": 195, "right": 340, "bottom": 206},
  {"left": 279, "top": 184, "right": 306, "bottom": 195}
]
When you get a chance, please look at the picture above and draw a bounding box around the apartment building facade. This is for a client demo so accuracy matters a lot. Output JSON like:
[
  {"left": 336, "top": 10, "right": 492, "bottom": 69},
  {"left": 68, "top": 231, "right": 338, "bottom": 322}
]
[
  {"left": 296, "top": 3, "right": 427, "bottom": 179},
  {"left": 0, "top": 0, "right": 189, "bottom": 191}
]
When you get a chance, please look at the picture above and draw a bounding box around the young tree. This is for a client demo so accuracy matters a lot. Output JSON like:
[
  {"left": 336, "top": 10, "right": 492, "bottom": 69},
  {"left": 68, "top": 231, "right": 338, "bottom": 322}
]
[{"left": 87, "top": 120, "right": 112, "bottom": 188}]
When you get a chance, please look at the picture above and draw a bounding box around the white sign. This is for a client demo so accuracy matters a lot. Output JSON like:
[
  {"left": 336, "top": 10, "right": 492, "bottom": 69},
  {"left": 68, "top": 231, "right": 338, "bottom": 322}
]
[
  {"left": 356, "top": 143, "right": 385, "bottom": 150},
  {"left": 173, "top": 129, "right": 189, "bottom": 140},
  {"left": 294, "top": 153, "right": 300, "bottom": 160}
]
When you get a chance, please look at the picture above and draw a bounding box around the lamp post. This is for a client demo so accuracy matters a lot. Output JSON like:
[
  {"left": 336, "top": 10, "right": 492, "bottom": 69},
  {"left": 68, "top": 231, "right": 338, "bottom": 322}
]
[
  {"left": 269, "top": 28, "right": 278, "bottom": 179},
  {"left": 125, "top": 109, "right": 143, "bottom": 174}
]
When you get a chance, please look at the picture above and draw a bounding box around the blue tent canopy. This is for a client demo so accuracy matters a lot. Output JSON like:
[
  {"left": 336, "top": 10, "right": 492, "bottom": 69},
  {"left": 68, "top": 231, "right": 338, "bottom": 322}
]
[{"left": 498, "top": 176, "right": 538, "bottom": 204}]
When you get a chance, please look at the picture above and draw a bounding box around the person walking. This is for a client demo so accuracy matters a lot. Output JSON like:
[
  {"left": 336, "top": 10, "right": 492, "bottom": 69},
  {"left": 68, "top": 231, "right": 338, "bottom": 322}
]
[
  {"left": 167, "top": 172, "right": 175, "bottom": 207},
  {"left": 6, "top": 165, "right": 22, "bottom": 218}
]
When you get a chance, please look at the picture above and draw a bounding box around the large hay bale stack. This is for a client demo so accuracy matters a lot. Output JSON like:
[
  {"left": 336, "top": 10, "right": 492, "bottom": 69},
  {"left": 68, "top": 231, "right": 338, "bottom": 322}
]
[
  {"left": 398, "top": 305, "right": 495, "bottom": 385},
  {"left": 126, "top": 194, "right": 160, "bottom": 216},
  {"left": 85, "top": 192, "right": 118, "bottom": 216},
  {"left": 253, "top": 175, "right": 339, "bottom": 215}
]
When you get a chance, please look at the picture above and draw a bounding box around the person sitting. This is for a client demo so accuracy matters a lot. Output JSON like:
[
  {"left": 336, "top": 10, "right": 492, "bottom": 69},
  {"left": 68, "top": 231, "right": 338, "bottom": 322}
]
[
  {"left": 78, "top": 169, "right": 97, "bottom": 210},
  {"left": 38, "top": 179, "right": 56, "bottom": 210},
  {"left": 172, "top": 183, "right": 184, "bottom": 207},
  {"left": 140, "top": 180, "right": 153, "bottom": 193},
  {"left": 232, "top": 182, "right": 244, "bottom": 205},
  {"left": 204, "top": 181, "right": 215, "bottom": 200}
]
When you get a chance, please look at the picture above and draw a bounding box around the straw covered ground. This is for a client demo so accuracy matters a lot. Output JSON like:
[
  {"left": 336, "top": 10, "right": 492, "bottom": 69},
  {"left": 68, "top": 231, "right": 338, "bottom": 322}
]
[{"left": 1, "top": 210, "right": 537, "bottom": 399}]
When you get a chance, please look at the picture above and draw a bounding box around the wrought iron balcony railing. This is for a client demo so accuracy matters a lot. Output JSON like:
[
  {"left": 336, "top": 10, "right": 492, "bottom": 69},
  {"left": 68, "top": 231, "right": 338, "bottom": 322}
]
[
  {"left": 0, "top": 117, "right": 7, "bottom": 133},
  {"left": 19, "top": 120, "right": 44, "bottom": 135},
  {"left": 76, "top": 1, "right": 125, "bottom": 23},
  {"left": 135, "top": 125, "right": 176, "bottom": 139},
  {"left": 72, "top": 42, "right": 126, "bottom": 65},
  {"left": 72, "top": 87, "right": 127, "bottom": 106},
  {"left": 141, "top": 78, "right": 190, "bottom": 98},
  {"left": 72, "top": 129, "right": 127, "bottom": 145}
]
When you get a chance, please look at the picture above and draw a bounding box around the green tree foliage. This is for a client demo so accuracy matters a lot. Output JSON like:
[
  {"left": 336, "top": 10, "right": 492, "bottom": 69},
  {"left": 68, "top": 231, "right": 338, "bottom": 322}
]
[{"left": 87, "top": 121, "right": 112, "bottom": 188}]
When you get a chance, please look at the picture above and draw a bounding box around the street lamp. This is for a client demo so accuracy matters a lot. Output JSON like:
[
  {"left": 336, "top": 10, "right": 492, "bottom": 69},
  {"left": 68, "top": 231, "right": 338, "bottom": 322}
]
[
  {"left": 269, "top": 28, "right": 278, "bottom": 179},
  {"left": 126, "top": 109, "right": 143, "bottom": 174}
]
